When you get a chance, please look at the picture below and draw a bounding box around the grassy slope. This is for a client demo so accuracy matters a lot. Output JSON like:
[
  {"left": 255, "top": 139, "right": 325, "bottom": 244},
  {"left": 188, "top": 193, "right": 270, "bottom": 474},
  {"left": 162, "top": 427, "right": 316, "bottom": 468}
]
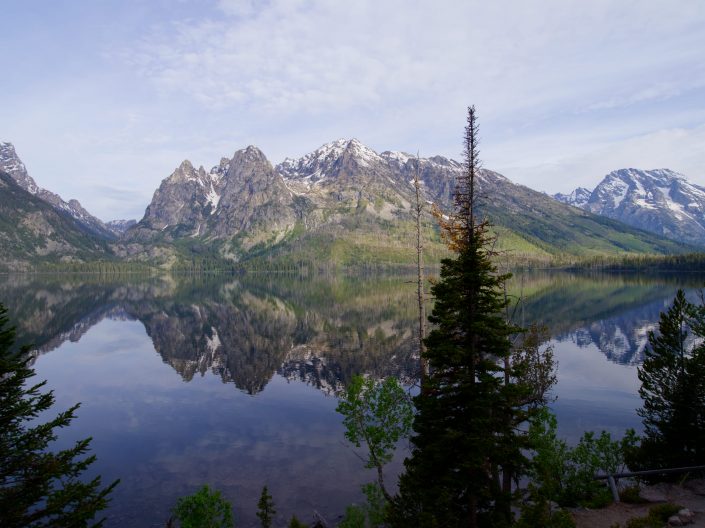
[
  {"left": 482, "top": 181, "right": 691, "bottom": 259},
  {"left": 238, "top": 198, "right": 695, "bottom": 271}
]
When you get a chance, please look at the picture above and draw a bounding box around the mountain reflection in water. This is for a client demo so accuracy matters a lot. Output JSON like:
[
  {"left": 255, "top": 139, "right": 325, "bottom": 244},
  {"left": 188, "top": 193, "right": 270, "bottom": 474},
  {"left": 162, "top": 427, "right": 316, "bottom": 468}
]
[{"left": 0, "top": 271, "right": 703, "bottom": 526}]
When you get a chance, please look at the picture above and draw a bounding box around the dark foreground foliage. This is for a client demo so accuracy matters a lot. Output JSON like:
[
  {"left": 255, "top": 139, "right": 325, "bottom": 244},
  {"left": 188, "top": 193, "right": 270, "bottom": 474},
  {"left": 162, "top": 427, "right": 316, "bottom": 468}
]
[
  {"left": 0, "top": 303, "right": 117, "bottom": 527},
  {"left": 628, "top": 289, "right": 705, "bottom": 474}
]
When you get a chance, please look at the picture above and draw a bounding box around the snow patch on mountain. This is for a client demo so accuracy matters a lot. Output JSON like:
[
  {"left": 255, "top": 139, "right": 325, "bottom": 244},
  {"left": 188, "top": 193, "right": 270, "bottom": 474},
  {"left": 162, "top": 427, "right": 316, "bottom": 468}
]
[
  {"left": 205, "top": 183, "right": 221, "bottom": 213},
  {"left": 554, "top": 168, "right": 705, "bottom": 246},
  {"left": 278, "top": 138, "right": 384, "bottom": 184},
  {"left": 1, "top": 141, "right": 38, "bottom": 194},
  {"left": 553, "top": 187, "right": 591, "bottom": 208}
]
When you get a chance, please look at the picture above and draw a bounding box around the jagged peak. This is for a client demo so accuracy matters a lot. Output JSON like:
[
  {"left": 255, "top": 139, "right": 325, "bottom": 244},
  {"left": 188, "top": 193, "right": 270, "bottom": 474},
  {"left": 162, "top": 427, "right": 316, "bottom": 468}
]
[
  {"left": 178, "top": 159, "right": 195, "bottom": 171},
  {"left": 233, "top": 145, "right": 269, "bottom": 164},
  {"left": 380, "top": 150, "right": 414, "bottom": 164},
  {"left": 163, "top": 160, "right": 200, "bottom": 185},
  {"left": 380, "top": 150, "right": 463, "bottom": 171},
  {"left": 607, "top": 168, "right": 686, "bottom": 183},
  {"left": 339, "top": 138, "right": 381, "bottom": 162},
  {"left": 0, "top": 140, "right": 36, "bottom": 193},
  {"left": 554, "top": 187, "right": 592, "bottom": 207},
  {"left": 278, "top": 138, "right": 384, "bottom": 181}
]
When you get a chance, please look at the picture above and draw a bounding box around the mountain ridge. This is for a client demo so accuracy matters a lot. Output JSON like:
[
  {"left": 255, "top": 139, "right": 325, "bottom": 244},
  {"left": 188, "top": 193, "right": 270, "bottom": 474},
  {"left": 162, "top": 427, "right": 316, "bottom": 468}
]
[
  {"left": 122, "top": 139, "right": 692, "bottom": 267},
  {"left": 554, "top": 168, "right": 705, "bottom": 246},
  {"left": 0, "top": 170, "right": 112, "bottom": 270},
  {"left": 0, "top": 142, "right": 115, "bottom": 240},
  {"left": 0, "top": 138, "right": 699, "bottom": 270}
]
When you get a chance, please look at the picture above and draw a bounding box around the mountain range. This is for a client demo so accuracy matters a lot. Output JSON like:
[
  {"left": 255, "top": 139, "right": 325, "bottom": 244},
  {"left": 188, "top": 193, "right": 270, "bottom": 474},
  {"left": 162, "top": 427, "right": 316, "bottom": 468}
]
[
  {"left": 0, "top": 140, "right": 700, "bottom": 271},
  {"left": 553, "top": 168, "right": 705, "bottom": 247}
]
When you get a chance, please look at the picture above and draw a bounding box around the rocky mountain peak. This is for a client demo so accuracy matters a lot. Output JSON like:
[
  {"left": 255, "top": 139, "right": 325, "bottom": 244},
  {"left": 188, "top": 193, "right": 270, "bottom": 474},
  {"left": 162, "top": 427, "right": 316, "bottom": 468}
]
[
  {"left": 611, "top": 167, "right": 684, "bottom": 183},
  {"left": 554, "top": 187, "right": 592, "bottom": 208},
  {"left": 106, "top": 219, "right": 137, "bottom": 235},
  {"left": 590, "top": 168, "right": 695, "bottom": 213},
  {"left": 277, "top": 138, "right": 384, "bottom": 184},
  {"left": 212, "top": 157, "right": 231, "bottom": 176},
  {"left": 0, "top": 141, "right": 113, "bottom": 239},
  {"left": 380, "top": 150, "right": 415, "bottom": 166},
  {"left": 0, "top": 141, "right": 39, "bottom": 194},
  {"left": 234, "top": 145, "right": 269, "bottom": 164},
  {"left": 341, "top": 138, "right": 381, "bottom": 163},
  {"left": 551, "top": 167, "right": 705, "bottom": 247}
]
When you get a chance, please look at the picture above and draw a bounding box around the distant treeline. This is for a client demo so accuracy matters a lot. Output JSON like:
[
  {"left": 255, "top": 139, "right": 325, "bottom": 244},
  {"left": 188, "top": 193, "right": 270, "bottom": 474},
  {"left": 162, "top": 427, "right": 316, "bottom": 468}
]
[
  {"left": 566, "top": 252, "right": 705, "bottom": 272},
  {"left": 492, "top": 251, "right": 705, "bottom": 272},
  {"left": 8, "top": 250, "right": 705, "bottom": 275},
  {"left": 32, "top": 260, "right": 158, "bottom": 274}
]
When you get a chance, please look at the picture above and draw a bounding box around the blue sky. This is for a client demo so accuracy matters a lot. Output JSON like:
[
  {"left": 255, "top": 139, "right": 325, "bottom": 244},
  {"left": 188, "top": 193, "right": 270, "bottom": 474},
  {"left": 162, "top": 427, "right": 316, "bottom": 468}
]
[{"left": 2, "top": 0, "right": 704, "bottom": 221}]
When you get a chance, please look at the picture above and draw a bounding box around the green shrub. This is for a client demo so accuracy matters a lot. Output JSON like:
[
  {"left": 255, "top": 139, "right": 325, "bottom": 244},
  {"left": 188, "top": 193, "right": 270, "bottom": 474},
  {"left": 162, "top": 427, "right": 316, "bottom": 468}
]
[
  {"left": 526, "top": 408, "right": 638, "bottom": 507},
  {"left": 619, "top": 484, "right": 648, "bottom": 504},
  {"left": 624, "top": 503, "right": 682, "bottom": 528},
  {"left": 516, "top": 500, "right": 576, "bottom": 528},
  {"left": 172, "top": 485, "right": 233, "bottom": 528},
  {"left": 339, "top": 505, "right": 366, "bottom": 528}
]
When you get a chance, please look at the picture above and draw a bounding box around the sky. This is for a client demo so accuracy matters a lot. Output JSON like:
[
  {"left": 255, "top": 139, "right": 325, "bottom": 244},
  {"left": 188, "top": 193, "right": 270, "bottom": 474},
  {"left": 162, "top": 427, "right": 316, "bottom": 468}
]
[{"left": 1, "top": 0, "right": 704, "bottom": 221}]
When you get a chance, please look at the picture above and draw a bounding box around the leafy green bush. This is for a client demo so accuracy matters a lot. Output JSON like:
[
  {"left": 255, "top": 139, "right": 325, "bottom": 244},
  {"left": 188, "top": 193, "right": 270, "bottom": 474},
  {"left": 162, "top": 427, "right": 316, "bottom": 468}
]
[
  {"left": 527, "top": 408, "right": 638, "bottom": 507},
  {"left": 619, "top": 484, "right": 648, "bottom": 504},
  {"left": 172, "top": 485, "right": 233, "bottom": 528},
  {"left": 516, "top": 500, "right": 576, "bottom": 528},
  {"left": 339, "top": 505, "right": 366, "bottom": 528},
  {"left": 336, "top": 375, "right": 412, "bottom": 501},
  {"left": 624, "top": 503, "right": 682, "bottom": 528}
]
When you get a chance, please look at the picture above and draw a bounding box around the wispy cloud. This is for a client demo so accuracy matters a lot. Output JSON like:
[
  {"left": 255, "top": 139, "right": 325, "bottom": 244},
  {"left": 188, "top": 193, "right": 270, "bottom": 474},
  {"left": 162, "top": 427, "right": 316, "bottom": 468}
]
[{"left": 2, "top": 0, "right": 705, "bottom": 219}]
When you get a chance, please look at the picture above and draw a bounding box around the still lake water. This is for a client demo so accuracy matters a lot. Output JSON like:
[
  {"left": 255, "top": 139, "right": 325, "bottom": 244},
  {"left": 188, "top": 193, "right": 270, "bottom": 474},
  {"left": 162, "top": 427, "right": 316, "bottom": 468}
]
[{"left": 1, "top": 270, "right": 704, "bottom": 526}]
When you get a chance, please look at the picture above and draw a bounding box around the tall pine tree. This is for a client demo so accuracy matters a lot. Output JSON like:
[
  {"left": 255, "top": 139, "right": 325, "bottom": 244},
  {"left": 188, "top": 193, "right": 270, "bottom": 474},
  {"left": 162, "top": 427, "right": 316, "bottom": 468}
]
[{"left": 392, "top": 107, "right": 533, "bottom": 528}]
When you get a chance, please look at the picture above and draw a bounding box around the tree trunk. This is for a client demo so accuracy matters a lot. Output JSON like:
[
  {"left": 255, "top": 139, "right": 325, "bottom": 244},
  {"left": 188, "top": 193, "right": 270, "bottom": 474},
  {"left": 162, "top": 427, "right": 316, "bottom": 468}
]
[{"left": 414, "top": 155, "right": 428, "bottom": 383}]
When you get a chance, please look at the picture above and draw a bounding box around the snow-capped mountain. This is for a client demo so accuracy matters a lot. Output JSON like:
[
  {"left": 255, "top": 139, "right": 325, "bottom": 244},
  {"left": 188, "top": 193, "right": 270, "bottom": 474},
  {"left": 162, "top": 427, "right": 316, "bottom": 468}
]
[
  {"left": 105, "top": 219, "right": 137, "bottom": 235},
  {"left": 554, "top": 168, "right": 705, "bottom": 247},
  {"left": 126, "top": 139, "right": 686, "bottom": 264},
  {"left": 554, "top": 187, "right": 591, "bottom": 208},
  {"left": 278, "top": 138, "right": 385, "bottom": 185},
  {"left": 0, "top": 142, "right": 114, "bottom": 239}
]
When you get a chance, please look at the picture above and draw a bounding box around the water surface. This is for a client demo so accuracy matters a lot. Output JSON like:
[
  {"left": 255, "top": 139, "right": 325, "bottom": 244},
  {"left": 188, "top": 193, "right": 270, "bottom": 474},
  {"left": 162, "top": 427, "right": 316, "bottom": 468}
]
[{"left": 1, "top": 271, "right": 703, "bottom": 526}]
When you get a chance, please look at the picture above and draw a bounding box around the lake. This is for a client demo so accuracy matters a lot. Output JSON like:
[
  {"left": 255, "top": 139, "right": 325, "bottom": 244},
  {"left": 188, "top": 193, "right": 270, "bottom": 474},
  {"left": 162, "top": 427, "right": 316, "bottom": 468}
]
[{"left": 1, "top": 270, "right": 704, "bottom": 527}]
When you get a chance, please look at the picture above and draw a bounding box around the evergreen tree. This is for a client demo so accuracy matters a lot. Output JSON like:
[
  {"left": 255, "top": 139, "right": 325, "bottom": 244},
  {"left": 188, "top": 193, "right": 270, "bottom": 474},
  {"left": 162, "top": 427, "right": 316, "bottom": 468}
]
[
  {"left": 171, "top": 485, "right": 234, "bottom": 528},
  {"left": 392, "top": 107, "right": 535, "bottom": 527},
  {"left": 288, "top": 515, "right": 307, "bottom": 528},
  {"left": 630, "top": 289, "right": 705, "bottom": 471},
  {"left": 256, "top": 485, "right": 275, "bottom": 528},
  {"left": 0, "top": 303, "right": 118, "bottom": 527}
]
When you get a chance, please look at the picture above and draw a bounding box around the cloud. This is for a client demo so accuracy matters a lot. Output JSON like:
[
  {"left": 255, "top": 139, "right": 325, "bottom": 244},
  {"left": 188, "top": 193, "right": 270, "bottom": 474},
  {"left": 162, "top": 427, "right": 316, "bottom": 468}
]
[
  {"left": 4, "top": 0, "right": 705, "bottom": 219},
  {"left": 125, "top": 1, "right": 705, "bottom": 122},
  {"left": 500, "top": 124, "right": 705, "bottom": 193}
]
